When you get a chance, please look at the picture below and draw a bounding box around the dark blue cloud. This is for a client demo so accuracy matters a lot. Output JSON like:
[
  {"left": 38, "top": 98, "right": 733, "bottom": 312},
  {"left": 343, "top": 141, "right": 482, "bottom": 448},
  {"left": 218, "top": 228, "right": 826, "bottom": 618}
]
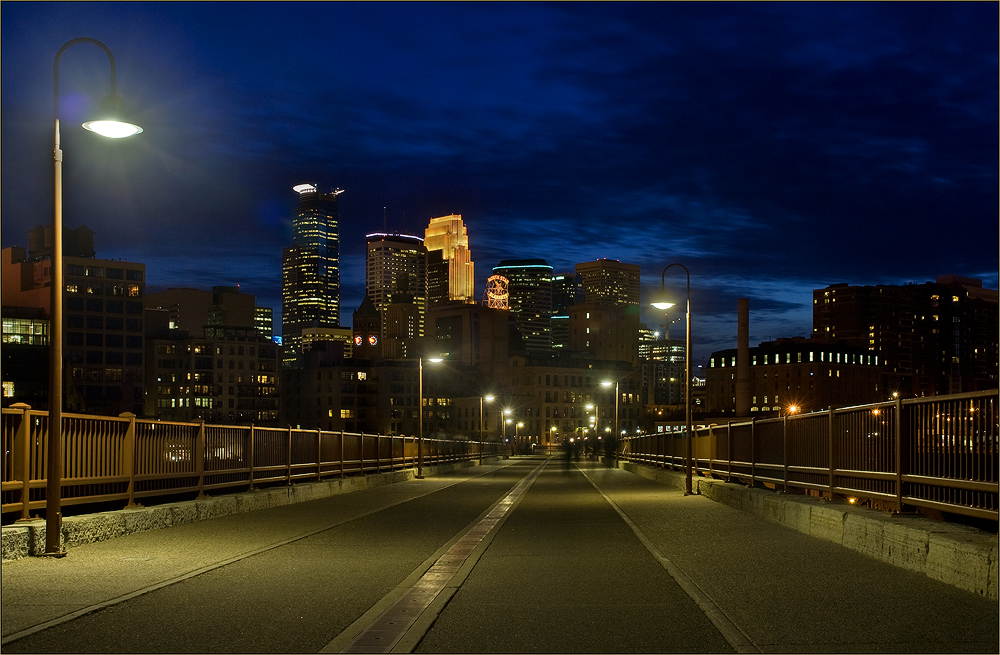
[{"left": 3, "top": 1, "right": 996, "bottom": 364}]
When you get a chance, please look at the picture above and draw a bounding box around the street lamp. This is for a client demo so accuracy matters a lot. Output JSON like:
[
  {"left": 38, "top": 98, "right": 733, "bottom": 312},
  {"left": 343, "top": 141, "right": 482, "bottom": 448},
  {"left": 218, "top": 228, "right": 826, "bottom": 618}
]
[
  {"left": 417, "top": 356, "right": 443, "bottom": 478},
  {"left": 601, "top": 379, "right": 619, "bottom": 465},
  {"left": 480, "top": 394, "right": 494, "bottom": 465},
  {"left": 652, "top": 263, "right": 692, "bottom": 495},
  {"left": 47, "top": 38, "right": 143, "bottom": 556}
]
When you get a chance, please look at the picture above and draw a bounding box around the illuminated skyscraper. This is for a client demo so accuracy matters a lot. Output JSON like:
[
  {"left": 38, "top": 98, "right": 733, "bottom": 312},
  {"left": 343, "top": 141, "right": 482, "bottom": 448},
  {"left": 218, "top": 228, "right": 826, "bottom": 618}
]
[
  {"left": 281, "top": 183, "right": 342, "bottom": 367},
  {"left": 366, "top": 232, "right": 427, "bottom": 357},
  {"left": 576, "top": 259, "right": 640, "bottom": 308},
  {"left": 493, "top": 259, "right": 553, "bottom": 355},
  {"left": 424, "top": 214, "right": 475, "bottom": 305}
]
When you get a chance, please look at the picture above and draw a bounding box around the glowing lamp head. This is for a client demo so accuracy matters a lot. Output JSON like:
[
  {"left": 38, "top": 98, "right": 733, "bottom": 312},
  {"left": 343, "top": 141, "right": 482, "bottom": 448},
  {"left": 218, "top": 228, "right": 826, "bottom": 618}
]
[
  {"left": 82, "top": 93, "right": 142, "bottom": 138},
  {"left": 651, "top": 301, "right": 675, "bottom": 310}
]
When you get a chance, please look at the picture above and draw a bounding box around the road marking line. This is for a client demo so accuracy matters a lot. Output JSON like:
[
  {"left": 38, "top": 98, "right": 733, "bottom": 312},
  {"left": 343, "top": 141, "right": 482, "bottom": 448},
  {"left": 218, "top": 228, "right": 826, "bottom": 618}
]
[
  {"left": 579, "top": 466, "right": 760, "bottom": 654},
  {"left": 331, "top": 461, "right": 548, "bottom": 654}
]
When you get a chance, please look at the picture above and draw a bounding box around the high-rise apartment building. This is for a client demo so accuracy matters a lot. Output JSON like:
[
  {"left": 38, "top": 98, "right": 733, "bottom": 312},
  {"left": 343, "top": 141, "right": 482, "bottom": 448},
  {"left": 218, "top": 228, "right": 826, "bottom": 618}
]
[
  {"left": 424, "top": 214, "right": 475, "bottom": 305},
  {"left": 365, "top": 233, "right": 427, "bottom": 350},
  {"left": 813, "top": 276, "right": 998, "bottom": 396},
  {"left": 2, "top": 235, "right": 146, "bottom": 416},
  {"left": 281, "top": 183, "right": 342, "bottom": 366},
  {"left": 492, "top": 260, "right": 553, "bottom": 356},
  {"left": 576, "top": 259, "right": 640, "bottom": 307}
]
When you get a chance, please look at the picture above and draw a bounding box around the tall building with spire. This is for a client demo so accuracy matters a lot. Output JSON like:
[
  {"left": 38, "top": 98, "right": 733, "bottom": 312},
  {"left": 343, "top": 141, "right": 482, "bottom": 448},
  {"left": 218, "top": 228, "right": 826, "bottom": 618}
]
[
  {"left": 281, "top": 183, "right": 342, "bottom": 367},
  {"left": 424, "top": 214, "right": 475, "bottom": 306}
]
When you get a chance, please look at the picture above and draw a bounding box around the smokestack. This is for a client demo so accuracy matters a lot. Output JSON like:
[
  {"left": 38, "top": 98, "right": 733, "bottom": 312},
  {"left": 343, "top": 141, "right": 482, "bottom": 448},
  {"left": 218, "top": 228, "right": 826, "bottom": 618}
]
[{"left": 736, "top": 298, "right": 751, "bottom": 416}]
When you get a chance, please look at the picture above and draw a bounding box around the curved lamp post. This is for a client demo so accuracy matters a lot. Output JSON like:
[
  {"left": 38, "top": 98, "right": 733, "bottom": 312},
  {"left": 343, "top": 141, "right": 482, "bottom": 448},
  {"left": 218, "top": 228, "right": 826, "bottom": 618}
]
[
  {"left": 47, "top": 38, "right": 143, "bottom": 556},
  {"left": 417, "top": 356, "right": 443, "bottom": 478},
  {"left": 652, "top": 264, "right": 692, "bottom": 496}
]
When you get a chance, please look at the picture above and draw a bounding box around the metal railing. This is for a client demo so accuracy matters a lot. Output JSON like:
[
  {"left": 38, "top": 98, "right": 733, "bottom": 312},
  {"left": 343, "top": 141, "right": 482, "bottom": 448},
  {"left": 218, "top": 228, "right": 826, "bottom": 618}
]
[
  {"left": 622, "top": 390, "right": 998, "bottom": 522},
  {"left": 1, "top": 405, "right": 503, "bottom": 522}
]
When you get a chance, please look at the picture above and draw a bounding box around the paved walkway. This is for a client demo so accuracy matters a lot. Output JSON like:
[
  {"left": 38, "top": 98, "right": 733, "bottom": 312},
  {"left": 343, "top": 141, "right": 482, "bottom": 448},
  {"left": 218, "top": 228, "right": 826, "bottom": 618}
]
[{"left": 2, "top": 457, "right": 996, "bottom": 653}]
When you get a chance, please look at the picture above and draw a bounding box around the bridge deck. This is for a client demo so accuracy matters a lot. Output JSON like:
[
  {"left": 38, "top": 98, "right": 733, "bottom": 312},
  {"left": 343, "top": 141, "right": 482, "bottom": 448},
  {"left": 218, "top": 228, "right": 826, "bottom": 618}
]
[{"left": 1, "top": 457, "right": 996, "bottom": 653}]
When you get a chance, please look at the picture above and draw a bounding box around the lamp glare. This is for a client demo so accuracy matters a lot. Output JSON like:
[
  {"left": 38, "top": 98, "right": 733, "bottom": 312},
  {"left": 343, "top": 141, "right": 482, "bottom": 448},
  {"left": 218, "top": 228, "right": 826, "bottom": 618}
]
[{"left": 82, "top": 120, "right": 143, "bottom": 138}]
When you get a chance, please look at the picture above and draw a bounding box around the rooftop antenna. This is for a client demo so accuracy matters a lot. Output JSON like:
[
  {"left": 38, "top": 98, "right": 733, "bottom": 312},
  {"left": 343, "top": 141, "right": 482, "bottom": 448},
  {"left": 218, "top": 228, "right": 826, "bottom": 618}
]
[{"left": 383, "top": 207, "right": 387, "bottom": 233}]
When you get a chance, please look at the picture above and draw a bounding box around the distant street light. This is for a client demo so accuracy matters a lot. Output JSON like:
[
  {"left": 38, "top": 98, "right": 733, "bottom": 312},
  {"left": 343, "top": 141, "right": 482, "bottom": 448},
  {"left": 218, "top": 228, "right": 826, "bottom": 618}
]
[
  {"left": 601, "top": 379, "right": 619, "bottom": 465},
  {"left": 653, "top": 264, "right": 692, "bottom": 495},
  {"left": 417, "top": 356, "right": 443, "bottom": 478},
  {"left": 480, "top": 394, "right": 494, "bottom": 465},
  {"left": 46, "top": 38, "right": 143, "bottom": 556}
]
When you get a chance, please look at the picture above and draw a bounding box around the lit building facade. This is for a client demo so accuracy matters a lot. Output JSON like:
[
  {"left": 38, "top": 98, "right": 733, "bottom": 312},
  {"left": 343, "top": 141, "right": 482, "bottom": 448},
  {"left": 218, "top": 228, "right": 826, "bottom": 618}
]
[
  {"left": 492, "top": 259, "right": 553, "bottom": 356},
  {"left": 282, "top": 183, "right": 343, "bottom": 366},
  {"left": 576, "top": 259, "right": 640, "bottom": 308},
  {"left": 503, "top": 357, "right": 641, "bottom": 445},
  {"left": 365, "top": 232, "right": 427, "bottom": 350},
  {"left": 424, "top": 214, "right": 475, "bottom": 304},
  {"left": 1, "top": 307, "right": 49, "bottom": 407},
  {"left": 144, "top": 286, "right": 282, "bottom": 424},
  {"left": 145, "top": 328, "right": 280, "bottom": 424},
  {"left": 813, "top": 276, "right": 998, "bottom": 396},
  {"left": 2, "top": 240, "right": 146, "bottom": 417},
  {"left": 706, "top": 337, "right": 891, "bottom": 415}
]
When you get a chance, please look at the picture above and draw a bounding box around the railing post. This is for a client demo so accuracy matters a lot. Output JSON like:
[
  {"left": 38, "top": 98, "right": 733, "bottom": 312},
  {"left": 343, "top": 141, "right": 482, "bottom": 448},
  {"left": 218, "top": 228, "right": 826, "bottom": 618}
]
[
  {"left": 286, "top": 426, "right": 293, "bottom": 485},
  {"left": 782, "top": 416, "right": 789, "bottom": 493},
  {"left": 317, "top": 427, "right": 322, "bottom": 481},
  {"left": 894, "top": 397, "right": 910, "bottom": 514},
  {"left": 750, "top": 420, "right": 756, "bottom": 488},
  {"left": 727, "top": 422, "right": 733, "bottom": 482},
  {"left": 828, "top": 408, "right": 836, "bottom": 500},
  {"left": 359, "top": 432, "right": 365, "bottom": 475},
  {"left": 118, "top": 412, "right": 138, "bottom": 507},
  {"left": 11, "top": 403, "right": 33, "bottom": 521},
  {"left": 248, "top": 425, "right": 255, "bottom": 491},
  {"left": 194, "top": 419, "right": 206, "bottom": 499},
  {"left": 340, "top": 429, "right": 345, "bottom": 477}
]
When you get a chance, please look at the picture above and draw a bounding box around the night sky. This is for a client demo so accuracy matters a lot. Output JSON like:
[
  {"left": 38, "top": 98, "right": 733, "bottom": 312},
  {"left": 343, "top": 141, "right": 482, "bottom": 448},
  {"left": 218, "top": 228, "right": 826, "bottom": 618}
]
[{"left": 2, "top": 2, "right": 996, "bottom": 363}]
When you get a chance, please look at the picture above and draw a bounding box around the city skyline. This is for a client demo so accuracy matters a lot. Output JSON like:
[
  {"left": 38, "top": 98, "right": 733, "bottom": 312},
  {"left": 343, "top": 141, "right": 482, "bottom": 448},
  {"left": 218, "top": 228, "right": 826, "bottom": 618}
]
[{"left": 2, "top": 2, "right": 996, "bottom": 364}]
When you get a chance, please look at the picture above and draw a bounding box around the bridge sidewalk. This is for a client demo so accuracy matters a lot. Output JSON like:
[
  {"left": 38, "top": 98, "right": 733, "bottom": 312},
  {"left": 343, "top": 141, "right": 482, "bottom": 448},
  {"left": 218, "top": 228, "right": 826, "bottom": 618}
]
[
  {"left": 615, "top": 460, "right": 998, "bottom": 599},
  {"left": 0, "top": 460, "right": 503, "bottom": 643}
]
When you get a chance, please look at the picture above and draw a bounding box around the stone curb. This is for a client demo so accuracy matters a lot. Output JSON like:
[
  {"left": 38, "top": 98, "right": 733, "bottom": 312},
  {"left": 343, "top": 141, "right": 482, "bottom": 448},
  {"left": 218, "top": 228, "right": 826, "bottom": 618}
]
[
  {"left": 619, "top": 462, "right": 998, "bottom": 600},
  {"left": 1, "top": 460, "right": 479, "bottom": 562}
]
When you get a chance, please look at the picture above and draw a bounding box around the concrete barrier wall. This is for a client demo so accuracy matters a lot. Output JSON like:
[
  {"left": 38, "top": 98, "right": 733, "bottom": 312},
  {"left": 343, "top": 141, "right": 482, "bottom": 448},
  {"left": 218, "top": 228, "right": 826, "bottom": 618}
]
[
  {"left": 620, "top": 462, "right": 998, "bottom": 600},
  {"left": 1, "top": 460, "right": 480, "bottom": 562}
]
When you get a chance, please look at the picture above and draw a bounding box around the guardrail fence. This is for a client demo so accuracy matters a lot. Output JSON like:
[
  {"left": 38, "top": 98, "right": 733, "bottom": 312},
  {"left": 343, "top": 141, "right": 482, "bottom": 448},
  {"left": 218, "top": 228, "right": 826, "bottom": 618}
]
[
  {"left": 2, "top": 406, "right": 502, "bottom": 522},
  {"left": 623, "top": 390, "right": 998, "bottom": 522}
]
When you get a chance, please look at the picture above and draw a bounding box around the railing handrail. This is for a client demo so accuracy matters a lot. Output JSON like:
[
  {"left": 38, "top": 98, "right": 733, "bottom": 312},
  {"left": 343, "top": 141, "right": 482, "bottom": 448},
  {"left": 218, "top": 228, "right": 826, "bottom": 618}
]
[
  {"left": 1, "top": 406, "right": 503, "bottom": 522},
  {"left": 623, "top": 390, "right": 998, "bottom": 522}
]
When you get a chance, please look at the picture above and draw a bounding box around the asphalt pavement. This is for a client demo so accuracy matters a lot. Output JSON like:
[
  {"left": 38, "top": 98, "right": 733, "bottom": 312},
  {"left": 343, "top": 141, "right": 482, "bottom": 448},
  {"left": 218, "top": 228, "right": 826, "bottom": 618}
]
[{"left": 1, "top": 456, "right": 996, "bottom": 653}]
